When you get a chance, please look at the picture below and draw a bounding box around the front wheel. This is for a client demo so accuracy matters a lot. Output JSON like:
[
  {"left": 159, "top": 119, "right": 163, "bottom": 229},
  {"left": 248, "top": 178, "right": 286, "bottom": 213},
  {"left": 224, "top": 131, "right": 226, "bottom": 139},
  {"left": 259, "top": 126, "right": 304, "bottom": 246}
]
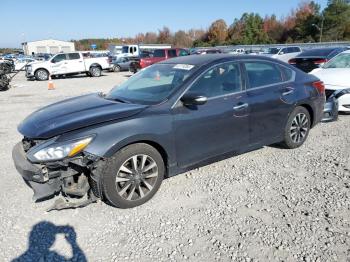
[
  {"left": 113, "top": 65, "right": 121, "bottom": 72},
  {"left": 281, "top": 106, "right": 311, "bottom": 149},
  {"left": 101, "top": 143, "right": 164, "bottom": 208},
  {"left": 89, "top": 66, "right": 102, "bottom": 77},
  {"left": 35, "top": 69, "right": 49, "bottom": 81}
]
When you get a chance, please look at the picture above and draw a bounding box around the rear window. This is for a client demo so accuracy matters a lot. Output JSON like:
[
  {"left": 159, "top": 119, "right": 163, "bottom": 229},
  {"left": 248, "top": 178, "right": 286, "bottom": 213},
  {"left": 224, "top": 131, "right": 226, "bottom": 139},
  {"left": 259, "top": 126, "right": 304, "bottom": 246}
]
[
  {"left": 154, "top": 50, "right": 166, "bottom": 58},
  {"left": 68, "top": 53, "right": 80, "bottom": 60}
]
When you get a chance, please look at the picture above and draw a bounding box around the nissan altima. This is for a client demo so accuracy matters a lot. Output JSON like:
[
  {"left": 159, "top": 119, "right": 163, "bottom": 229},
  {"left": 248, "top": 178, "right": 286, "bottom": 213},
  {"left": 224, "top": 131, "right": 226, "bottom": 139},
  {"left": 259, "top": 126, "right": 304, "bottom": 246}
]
[{"left": 12, "top": 54, "right": 325, "bottom": 210}]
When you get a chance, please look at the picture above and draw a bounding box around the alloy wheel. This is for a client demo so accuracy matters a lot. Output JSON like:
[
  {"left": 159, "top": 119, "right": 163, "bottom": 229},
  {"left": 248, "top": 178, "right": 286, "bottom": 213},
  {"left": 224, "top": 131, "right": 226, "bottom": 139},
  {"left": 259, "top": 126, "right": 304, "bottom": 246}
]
[
  {"left": 37, "top": 70, "right": 48, "bottom": 80},
  {"left": 290, "top": 113, "right": 308, "bottom": 143},
  {"left": 116, "top": 154, "right": 158, "bottom": 201}
]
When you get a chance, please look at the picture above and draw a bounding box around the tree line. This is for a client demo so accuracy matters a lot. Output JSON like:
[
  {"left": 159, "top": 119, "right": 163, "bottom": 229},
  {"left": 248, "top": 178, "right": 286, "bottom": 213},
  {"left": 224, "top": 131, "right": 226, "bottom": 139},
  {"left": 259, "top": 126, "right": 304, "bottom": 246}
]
[{"left": 74, "top": 0, "right": 350, "bottom": 50}]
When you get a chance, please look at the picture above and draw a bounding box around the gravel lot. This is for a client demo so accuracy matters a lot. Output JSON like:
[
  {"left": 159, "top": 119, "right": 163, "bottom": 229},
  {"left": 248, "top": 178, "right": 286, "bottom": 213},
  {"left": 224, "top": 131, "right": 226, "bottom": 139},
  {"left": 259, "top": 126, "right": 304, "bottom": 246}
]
[{"left": 0, "top": 71, "right": 349, "bottom": 261}]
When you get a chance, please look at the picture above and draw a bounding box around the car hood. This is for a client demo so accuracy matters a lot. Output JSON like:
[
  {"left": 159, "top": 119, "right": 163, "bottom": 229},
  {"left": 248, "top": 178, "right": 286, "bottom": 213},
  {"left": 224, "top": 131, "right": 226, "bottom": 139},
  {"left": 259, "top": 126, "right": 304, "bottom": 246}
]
[
  {"left": 310, "top": 68, "right": 350, "bottom": 88},
  {"left": 18, "top": 93, "right": 147, "bottom": 139}
]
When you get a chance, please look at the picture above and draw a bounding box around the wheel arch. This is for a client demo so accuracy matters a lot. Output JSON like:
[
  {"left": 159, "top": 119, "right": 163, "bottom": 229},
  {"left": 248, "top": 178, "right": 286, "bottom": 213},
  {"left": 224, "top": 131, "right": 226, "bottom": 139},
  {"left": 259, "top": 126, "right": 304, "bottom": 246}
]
[
  {"left": 104, "top": 139, "right": 170, "bottom": 177},
  {"left": 89, "top": 63, "right": 102, "bottom": 70},
  {"left": 34, "top": 67, "right": 50, "bottom": 76}
]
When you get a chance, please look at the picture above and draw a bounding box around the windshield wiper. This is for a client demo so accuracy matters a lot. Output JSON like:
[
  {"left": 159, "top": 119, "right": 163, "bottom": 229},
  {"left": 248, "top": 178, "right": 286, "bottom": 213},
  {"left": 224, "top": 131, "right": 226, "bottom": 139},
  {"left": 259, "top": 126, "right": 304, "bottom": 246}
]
[{"left": 106, "top": 96, "right": 131, "bottom": 104}]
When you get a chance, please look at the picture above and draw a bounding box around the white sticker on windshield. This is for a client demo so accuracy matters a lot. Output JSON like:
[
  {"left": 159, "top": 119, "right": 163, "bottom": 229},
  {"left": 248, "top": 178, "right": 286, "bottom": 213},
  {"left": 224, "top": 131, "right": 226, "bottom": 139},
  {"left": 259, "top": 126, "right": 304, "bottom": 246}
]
[{"left": 173, "top": 64, "right": 194, "bottom": 70}]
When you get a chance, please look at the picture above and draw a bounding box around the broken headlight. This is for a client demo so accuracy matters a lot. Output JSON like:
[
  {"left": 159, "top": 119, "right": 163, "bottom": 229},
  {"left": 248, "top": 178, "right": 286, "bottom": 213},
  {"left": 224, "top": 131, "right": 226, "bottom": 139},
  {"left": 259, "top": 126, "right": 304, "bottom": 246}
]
[{"left": 32, "top": 137, "right": 93, "bottom": 162}]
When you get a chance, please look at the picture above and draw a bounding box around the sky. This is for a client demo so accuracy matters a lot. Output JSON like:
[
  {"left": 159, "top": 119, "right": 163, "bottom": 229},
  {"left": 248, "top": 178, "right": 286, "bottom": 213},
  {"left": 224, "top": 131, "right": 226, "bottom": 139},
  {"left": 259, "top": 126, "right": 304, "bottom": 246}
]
[{"left": 1, "top": 0, "right": 328, "bottom": 48}]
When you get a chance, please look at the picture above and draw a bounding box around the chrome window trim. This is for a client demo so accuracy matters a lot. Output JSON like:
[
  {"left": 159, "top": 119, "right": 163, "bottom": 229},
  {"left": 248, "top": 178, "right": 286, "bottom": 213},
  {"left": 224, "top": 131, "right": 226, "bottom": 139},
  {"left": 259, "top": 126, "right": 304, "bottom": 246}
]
[
  {"left": 243, "top": 60, "right": 296, "bottom": 91},
  {"left": 171, "top": 60, "right": 244, "bottom": 108}
]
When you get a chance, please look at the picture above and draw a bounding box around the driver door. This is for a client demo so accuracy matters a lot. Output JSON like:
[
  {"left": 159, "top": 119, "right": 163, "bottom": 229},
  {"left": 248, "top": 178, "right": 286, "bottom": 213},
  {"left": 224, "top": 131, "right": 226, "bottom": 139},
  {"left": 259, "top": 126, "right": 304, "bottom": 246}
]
[
  {"left": 50, "top": 54, "right": 68, "bottom": 75},
  {"left": 173, "top": 62, "right": 249, "bottom": 168}
]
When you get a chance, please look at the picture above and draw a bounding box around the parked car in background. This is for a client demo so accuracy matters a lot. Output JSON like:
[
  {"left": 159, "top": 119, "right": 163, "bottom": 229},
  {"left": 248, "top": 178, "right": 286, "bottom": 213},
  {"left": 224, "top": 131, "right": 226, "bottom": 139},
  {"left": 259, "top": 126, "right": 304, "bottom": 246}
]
[
  {"left": 14, "top": 58, "right": 37, "bottom": 71},
  {"left": 288, "top": 47, "right": 347, "bottom": 73},
  {"left": 310, "top": 50, "right": 350, "bottom": 113},
  {"left": 192, "top": 48, "right": 222, "bottom": 55},
  {"left": 12, "top": 54, "right": 324, "bottom": 210},
  {"left": 26, "top": 52, "right": 111, "bottom": 81},
  {"left": 129, "top": 48, "right": 189, "bottom": 73},
  {"left": 262, "top": 46, "right": 302, "bottom": 63},
  {"left": 110, "top": 57, "right": 133, "bottom": 72}
]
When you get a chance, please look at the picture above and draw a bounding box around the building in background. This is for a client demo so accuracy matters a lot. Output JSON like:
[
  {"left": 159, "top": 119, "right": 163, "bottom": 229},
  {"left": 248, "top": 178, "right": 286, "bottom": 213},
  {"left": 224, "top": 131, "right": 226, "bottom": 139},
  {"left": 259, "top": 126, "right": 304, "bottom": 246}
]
[{"left": 22, "top": 39, "right": 75, "bottom": 55}]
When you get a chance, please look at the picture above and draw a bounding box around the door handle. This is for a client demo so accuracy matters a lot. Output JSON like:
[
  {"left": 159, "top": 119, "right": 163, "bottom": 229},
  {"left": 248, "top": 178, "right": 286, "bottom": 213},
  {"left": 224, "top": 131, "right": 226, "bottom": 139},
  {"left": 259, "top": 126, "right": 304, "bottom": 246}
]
[
  {"left": 282, "top": 87, "right": 294, "bottom": 96},
  {"left": 233, "top": 103, "right": 248, "bottom": 110}
]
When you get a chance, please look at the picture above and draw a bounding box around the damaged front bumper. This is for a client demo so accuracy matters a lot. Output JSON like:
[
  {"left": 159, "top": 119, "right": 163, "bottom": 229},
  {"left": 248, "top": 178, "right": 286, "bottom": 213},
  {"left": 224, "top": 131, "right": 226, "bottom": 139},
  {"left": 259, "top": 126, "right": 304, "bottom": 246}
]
[{"left": 12, "top": 141, "right": 103, "bottom": 209}]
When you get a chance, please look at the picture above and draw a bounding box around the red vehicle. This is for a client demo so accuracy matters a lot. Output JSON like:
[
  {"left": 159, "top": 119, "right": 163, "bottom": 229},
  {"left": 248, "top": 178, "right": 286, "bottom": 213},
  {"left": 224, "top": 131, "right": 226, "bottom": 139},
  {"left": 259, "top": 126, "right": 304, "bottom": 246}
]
[{"left": 130, "top": 48, "right": 189, "bottom": 73}]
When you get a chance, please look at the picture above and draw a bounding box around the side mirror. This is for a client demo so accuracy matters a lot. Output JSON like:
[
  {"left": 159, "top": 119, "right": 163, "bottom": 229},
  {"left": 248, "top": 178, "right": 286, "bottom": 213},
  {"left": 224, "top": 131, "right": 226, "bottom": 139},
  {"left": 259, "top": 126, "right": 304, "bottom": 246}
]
[
  {"left": 279, "top": 51, "right": 284, "bottom": 55},
  {"left": 181, "top": 93, "right": 208, "bottom": 106}
]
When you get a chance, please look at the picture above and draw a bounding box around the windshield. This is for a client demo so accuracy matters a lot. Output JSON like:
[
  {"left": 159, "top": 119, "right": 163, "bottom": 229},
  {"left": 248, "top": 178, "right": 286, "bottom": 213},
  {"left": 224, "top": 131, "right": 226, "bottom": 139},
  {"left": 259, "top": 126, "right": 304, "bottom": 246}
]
[
  {"left": 265, "top": 48, "right": 280, "bottom": 54},
  {"left": 122, "top": 46, "right": 129, "bottom": 54},
  {"left": 324, "top": 53, "right": 350, "bottom": 69},
  {"left": 107, "top": 63, "right": 196, "bottom": 104}
]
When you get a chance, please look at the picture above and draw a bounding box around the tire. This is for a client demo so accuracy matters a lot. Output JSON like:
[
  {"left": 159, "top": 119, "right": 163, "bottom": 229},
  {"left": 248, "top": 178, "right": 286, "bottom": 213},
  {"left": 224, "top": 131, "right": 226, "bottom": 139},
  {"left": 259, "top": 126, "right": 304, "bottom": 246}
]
[
  {"left": 113, "top": 65, "right": 121, "bottom": 72},
  {"left": 280, "top": 106, "right": 311, "bottom": 149},
  {"left": 101, "top": 143, "right": 165, "bottom": 208},
  {"left": 35, "top": 69, "right": 49, "bottom": 81},
  {"left": 90, "top": 66, "right": 102, "bottom": 77}
]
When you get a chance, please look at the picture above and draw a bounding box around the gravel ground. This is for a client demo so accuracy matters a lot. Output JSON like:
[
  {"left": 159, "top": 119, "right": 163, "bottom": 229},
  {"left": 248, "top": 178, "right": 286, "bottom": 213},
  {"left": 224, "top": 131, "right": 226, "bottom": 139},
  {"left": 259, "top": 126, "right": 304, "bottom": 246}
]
[{"left": 0, "top": 71, "right": 349, "bottom": 262}]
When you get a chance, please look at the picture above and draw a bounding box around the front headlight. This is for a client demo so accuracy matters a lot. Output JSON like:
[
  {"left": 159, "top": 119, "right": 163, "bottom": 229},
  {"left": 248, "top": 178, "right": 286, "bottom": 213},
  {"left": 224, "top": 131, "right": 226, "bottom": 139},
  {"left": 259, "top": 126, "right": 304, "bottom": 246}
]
[
  {"left": 26, "top": 65, "right": 32, "bottom": 72},
  {"left": 33, "top": 137, "right": 93, "bottom": 162}
]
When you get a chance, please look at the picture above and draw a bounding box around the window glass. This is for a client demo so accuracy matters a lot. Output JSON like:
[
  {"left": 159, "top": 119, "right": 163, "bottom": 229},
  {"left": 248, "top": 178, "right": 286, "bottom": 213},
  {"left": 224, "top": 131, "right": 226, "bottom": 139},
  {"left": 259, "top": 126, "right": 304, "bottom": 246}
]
[
  {"left": 179, "top": 49, "right": 189, "bottom": 56},
  {"left": 244, "top": 62, "right": 283, "bottom": 88},
  {"left": 280, "top": 66, "right": 294, "bottom": 81},
  {"left": 324, "top": 53, "right": 350, "bottom": 69},
  {"left": 51, "top": 54, "right": 66, "bottom": 63},
  {"left": 107, "top": 64, "right": 196, "bottom": 104},
  {"left": 68, "top": 53, "right": 80, "bottom": 60},
  {"left": 168, "top": 49, "right": 177, "bottom": 58},
  {"left": 188, "top": 63, "right": 242, "bottom": 98},
  {"left": 154, "top": 50, "right": 166, "bottom": 57}
]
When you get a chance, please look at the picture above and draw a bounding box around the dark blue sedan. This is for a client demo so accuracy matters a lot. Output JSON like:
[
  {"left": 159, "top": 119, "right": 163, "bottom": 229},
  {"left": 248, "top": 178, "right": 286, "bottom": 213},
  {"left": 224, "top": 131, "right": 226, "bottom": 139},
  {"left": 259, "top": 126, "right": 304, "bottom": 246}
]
[{"left": 12, "top": 54, "right": 325, "bottom": 210}]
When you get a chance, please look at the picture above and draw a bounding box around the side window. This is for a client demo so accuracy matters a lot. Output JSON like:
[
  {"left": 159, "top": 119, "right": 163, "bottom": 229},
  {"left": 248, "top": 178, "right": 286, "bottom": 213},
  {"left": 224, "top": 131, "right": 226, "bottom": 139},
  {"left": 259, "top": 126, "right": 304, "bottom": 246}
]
[
  {"left": 179, "top": 49, "right": 189, "bottom": 56},
  {"left": 168, "top": 49, "right": 177, "bottom": 58},
  {"left": 68, "top": 53, "right": 80, "bottom": 60},
  {"left": 188, "top": 63, "right": 242, "bottom": 98},
  {"left": 154, "top": 50, "right": 166, "bottom": 57},
  {"left": 244, "top": 62, "right": 283, "bottom": 89},
  {"left": 51, "top": 54, "right": 66, "bottom": 63},
  {"left": 280, "top": 66, "right": 294, "bottom": 81}
]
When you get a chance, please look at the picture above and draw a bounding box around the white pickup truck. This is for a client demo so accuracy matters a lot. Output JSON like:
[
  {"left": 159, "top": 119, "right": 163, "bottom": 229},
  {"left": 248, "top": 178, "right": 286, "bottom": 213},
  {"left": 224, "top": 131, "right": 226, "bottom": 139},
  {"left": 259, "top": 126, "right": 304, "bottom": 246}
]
[{"left": 25, "top": 52, "right": 111, "bottom": 81}]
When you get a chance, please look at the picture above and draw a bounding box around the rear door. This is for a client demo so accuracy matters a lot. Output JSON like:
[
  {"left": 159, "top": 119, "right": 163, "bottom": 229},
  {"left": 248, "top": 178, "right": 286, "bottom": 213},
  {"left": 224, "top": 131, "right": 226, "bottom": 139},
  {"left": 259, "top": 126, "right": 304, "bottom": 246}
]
[
  {"left": 66, "top": 53, "right": 85, "bottom": 73},
  {"left": 173, "top": 61, "right": 249, "bottom": 167},
  {"left": 243, "top": 61, "right": 296, "bottom": 144}
]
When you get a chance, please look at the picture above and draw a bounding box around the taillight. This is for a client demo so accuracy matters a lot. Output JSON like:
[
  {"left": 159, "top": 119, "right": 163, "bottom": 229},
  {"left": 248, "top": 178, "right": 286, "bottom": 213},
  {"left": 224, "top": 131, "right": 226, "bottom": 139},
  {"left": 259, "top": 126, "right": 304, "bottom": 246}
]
[
  {"left": 314, "top": 59, "right": 328, "bottom": 65},
  {"left": 312, "top": 81, "right": 325, "bottom": 95},
  {"left": 288, "top": 59, "right": 296, "bottom": 65},
  {"left": 139, "top": 59, "right": 144, "bottom": 68},
  {"left": 107, "top": 57, "right": 112, "bottom": 63}
]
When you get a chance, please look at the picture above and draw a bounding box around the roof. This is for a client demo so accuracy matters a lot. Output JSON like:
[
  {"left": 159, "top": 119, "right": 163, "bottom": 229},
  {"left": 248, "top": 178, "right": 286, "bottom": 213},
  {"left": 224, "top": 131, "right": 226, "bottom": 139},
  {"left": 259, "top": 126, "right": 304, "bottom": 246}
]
[
  {"left": 22, "top": 39, "right": 74, "bottom": 45},
  {"left": 159, "top": 54, "right": 280, "bottom": 66}
]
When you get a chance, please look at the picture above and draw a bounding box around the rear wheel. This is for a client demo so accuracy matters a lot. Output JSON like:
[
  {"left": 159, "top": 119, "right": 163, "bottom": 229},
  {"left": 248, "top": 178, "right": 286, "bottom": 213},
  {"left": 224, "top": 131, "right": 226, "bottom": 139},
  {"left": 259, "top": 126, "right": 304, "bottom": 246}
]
[
  {"left": 281, "top": 106, "right": 311, "bottom": 149},
  {"left": 101, "top": 143, "right": 164, "bottom": 208},
  {"left": 90, "top": 66, "right": 102, "bottom": 77}
]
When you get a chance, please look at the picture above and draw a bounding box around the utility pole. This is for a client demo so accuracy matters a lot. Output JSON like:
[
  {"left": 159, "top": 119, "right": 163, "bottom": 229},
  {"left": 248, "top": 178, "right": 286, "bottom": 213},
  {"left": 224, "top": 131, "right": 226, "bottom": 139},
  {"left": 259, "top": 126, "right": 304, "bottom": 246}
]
[{"left": 312, "top": 16, "right": 324, "bottom": 43}]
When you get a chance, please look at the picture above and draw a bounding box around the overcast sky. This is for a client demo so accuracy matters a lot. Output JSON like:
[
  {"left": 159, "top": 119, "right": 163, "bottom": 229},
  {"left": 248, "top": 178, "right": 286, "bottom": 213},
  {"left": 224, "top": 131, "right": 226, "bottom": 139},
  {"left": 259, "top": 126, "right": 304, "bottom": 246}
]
[{"left": 1, "top": 0, "right": 328, "bottom": 48}]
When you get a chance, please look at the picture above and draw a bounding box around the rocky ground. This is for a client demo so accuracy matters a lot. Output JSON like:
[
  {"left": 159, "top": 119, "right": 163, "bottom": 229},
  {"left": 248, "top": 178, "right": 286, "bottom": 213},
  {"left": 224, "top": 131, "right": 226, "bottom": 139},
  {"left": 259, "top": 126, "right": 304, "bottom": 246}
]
[{"left": 0, "top": 72, "right": 349, "bottom": 261}]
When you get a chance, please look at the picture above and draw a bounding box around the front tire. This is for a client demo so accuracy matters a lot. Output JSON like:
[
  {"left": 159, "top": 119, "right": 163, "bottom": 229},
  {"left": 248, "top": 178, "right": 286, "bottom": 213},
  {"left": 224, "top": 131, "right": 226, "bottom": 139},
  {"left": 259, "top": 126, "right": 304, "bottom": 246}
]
[
  {"left": 113, "top": 65, "right": 121, "bottom": 72},
  {"left": 281, "top": 106, "right": 311, "bottom": 149},
  {"left": 101, "top": 143, "right": 164, "bottom": 208},
  {"left": 35, "top": 69, "right": 49, "bottom": 81}
]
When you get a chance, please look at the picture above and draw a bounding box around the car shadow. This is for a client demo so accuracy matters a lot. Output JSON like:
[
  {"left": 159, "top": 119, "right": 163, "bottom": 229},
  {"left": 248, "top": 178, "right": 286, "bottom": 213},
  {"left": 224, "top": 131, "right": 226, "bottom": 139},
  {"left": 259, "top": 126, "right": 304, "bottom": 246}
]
[{"left": 11, "top": 221, "right": 87, "bottom": 262}]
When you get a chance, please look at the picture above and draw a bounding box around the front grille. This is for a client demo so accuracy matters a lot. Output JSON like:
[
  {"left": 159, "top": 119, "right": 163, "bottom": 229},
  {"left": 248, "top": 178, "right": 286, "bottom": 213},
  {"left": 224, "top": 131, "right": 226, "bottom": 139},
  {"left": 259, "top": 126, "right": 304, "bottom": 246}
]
[{"left": 325, "top": 89, "right": 335, "bottom": 99}]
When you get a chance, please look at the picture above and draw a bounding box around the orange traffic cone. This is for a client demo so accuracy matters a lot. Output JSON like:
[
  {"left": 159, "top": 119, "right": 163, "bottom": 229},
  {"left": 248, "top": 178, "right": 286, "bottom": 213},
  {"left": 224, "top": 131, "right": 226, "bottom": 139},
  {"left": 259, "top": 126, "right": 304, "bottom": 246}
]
[{"left": 48, "top": 75, "right": 55, "bottom": 90}]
